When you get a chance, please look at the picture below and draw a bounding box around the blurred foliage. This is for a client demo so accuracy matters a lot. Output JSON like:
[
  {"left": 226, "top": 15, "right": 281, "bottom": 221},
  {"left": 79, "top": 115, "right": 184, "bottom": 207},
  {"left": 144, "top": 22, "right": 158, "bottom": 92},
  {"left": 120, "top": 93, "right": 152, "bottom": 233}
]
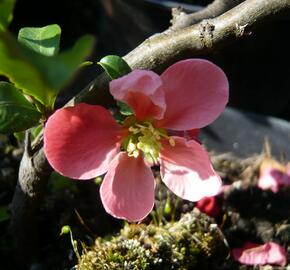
[
  {"left": 0, "top": 82, "right": 41, "bottom": 133},
  {"left": 0, "top": 0, "right": 15, "bottom": 30}
]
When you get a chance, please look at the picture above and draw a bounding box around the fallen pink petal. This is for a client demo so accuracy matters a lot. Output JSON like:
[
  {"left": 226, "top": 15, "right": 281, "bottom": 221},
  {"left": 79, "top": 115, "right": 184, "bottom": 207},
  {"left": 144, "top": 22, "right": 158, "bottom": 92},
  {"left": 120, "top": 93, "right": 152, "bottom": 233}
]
[
  {"left": 195, "top": 196, "right": 221, "bottom": 217},
  {"left": 218, "top": 184, "right": 232, "bottom": 194},
  {"left": 258, "top": 159, "right": 290, "bottom": 192},
  {"left": 232, "top": 242, "right": 287, "bottom": 266},
  {"left": 44, "top": 59, "right": 229, "bottom": 221}
]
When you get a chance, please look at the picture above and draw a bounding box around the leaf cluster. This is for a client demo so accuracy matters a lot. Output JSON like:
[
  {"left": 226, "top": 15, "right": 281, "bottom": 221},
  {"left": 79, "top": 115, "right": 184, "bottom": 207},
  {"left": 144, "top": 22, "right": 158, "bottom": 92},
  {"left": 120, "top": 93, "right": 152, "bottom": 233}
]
[{"left": 0, "top": 1, "right": 94, "bottom": 134}]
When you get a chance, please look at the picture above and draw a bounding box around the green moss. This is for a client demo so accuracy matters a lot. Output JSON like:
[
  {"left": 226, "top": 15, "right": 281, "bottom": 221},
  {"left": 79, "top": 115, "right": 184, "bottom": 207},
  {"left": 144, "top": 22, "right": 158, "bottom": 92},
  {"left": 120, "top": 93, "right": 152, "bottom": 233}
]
[{"left": 77, "top": 210, "right": 227, "bottom": 270}]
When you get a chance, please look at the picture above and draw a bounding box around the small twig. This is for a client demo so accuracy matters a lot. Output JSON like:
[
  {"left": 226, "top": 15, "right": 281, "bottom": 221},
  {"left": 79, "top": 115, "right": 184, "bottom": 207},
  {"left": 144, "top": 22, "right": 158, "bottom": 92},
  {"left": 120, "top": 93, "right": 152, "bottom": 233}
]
[
  {"left": 24, "top": 130, "right": 33, "bottom": 157},
  {"left": 74, "top": 209, "right": 95, "bottom": 238}
]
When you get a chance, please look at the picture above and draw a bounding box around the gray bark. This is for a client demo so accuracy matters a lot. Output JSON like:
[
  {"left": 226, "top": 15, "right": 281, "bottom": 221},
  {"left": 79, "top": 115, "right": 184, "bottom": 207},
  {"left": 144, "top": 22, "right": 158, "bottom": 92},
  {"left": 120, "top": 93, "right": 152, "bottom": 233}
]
[
  {"left": 170, "top": 0, "right": 245, "bottom": 31},
  {"left": 10, "top": 133, "right": 52, "bottom": 265}
]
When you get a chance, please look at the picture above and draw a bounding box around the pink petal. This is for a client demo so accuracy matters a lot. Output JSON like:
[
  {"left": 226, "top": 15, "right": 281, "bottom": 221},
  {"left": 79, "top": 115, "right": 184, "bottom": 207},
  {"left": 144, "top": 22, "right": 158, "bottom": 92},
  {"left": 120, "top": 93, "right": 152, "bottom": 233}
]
[
  {"left": 160, "top": 136, "right": 222, "bottom": 201},
  {"left": 157, "top": 59, "right": 229, "bottom": 130},
  {"left": 110, "top": 70, "right": 166, "bottom": 120},
  {"left": 218, "top": 184, "right": 232, "bottom": 194},
  {"left": 257, "top": 159, "right": 290, "bottom": 192},
  {"left": 100, "top": 152, "right": 155, "bottom": 222},
  {"left": 44, "top": 103, "right": 125, "bottom": 179},
  {"left": 258, "top": 168, "right": 282, "bottom": 193},
  {"left": 196, "top": 196, "right": 220, "bottom": 217},
  {"left": 286, "top": 164, "right": 290, "bottom": 175},
  {"left": 232, "top": 242, "right": 287, "bottom": 266}
]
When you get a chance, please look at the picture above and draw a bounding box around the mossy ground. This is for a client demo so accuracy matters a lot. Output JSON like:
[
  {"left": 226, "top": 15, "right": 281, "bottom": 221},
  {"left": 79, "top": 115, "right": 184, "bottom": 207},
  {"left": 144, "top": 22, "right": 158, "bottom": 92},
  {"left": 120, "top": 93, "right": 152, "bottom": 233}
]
[{"left": 78, "top": 210, "right": 228, "bottom": 270}]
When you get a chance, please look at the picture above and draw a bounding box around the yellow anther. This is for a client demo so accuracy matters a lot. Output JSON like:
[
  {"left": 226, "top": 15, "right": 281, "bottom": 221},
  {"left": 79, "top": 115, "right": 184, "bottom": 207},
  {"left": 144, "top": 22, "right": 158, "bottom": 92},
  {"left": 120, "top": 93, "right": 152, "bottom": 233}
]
[
  {"left": 154, "top": 133, "right": 161, "bottom": 140},
  {"left": 136, "top": 142, "right": 143, "bottom": 149},
  {"left": 127, "top": 141, "right": 136, "bottom": 152},
  {"left": 133, "top": 150, "right": 139, "bottom": 158},
  {"left": 169, "top": 137, "right": 175, "bottom": 147},
  {"left": 128, "top": 149, "right": 139, "bottom": 157}
]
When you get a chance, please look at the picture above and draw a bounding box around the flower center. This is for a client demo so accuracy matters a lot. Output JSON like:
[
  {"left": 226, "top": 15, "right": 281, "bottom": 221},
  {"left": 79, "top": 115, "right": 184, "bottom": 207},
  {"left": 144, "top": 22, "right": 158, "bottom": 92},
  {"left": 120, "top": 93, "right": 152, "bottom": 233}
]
[{"left": 122, "top": 119, "right": 175, "bottom": 163}]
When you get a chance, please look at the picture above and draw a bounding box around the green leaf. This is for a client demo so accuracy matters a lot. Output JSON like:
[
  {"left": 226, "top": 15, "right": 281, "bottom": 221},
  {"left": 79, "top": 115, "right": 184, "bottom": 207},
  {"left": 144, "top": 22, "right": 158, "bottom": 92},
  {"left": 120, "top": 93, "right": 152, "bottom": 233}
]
[
  {"left": 0, "top": 31, "right": 94, "bottom": 107},
  {"left": 0, "top": 82, "right": 41, "bottom": 133},
  {"left": 0, "top": 205, "right": 9, "bottom": 222},
  {"left": 13, "top": 130, "right": 25, "bottom": 141},
  {"left": 14, "top": 124, "right": 43, "bottom": 142},
  {"left": 31, "top": 124, "right": 43, "bottom": 138},
  {"left": 0, "top": 0, "right": 16, "bottom": 30},
  {"left": 18, "top": 24, "right": 61, "bottom": 56},
  {"left": 98, "top": 55, "right": 131, "bottom": 80},
  {"left": 117, "top": 101, "right": 133, "bottom": 116}
]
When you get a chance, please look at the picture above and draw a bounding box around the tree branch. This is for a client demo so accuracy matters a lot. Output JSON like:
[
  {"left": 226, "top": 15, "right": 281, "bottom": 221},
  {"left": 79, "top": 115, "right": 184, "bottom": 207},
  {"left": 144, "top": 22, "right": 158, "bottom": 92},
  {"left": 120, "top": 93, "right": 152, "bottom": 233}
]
[
  {"left": 170, "top": 0, "right": 245, "bottom": 31},
  {"left": 9, "top": 0, "right": 290, "bottom": 265},
  {"left": 73, "top": 0, "right": 290, "bottom": 107},
  {"left": 126, "top": 0, "right": 289, "bottom": 70},
  {"left": 10, "top": 132, "right": 52, "bottom": 265}
]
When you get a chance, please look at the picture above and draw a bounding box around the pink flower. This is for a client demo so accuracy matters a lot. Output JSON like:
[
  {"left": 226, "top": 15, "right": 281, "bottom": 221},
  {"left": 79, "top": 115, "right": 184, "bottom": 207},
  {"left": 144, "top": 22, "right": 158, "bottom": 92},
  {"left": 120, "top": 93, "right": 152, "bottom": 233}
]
[
  {"left": 195, "top": 196, "right": 221, "bottom": 217},
  {"left": 44, "top": 59, "right": 229, "bottom": 221},
  {"left": 232, "top": 242, "right": 287, "bottom": 266},
  {"left": 258, "top": 159, "right": 290, "bottom": 193}
]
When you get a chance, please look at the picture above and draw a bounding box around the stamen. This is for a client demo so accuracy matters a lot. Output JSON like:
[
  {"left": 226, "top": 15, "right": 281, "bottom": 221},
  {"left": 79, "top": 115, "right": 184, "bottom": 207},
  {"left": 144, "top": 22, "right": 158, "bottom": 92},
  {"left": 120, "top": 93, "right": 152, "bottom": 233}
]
[
  {"left": 169, "top": 137, "right": 175, "bottom": 147},
  {"left": 155, "top": 133, "right": 161, "bottom": 140},
  {"left": 123, "top": 119, "right": 175, "bottom": 161},
  {"left": 127, "top": 141, "right": 136, "bottom": 152},
  {"left": 137, "top": 142, "right": 143, "bottom": 149},
  {"left": 128, "top": 126, "right": 140, "bottom": 134},
  {"left": 132, "top": 150, "right": 139, "bottom": 158},
  {"left": 128, "top": 149, "right": 140, "bottom": 158}
]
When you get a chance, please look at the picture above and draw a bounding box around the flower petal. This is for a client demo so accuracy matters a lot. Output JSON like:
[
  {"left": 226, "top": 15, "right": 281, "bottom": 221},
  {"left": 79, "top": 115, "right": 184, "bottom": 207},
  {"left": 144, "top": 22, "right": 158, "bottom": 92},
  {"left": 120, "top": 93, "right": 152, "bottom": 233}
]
[
  {"left": 258, "top": 159, "right": 290, "bottom": 192},
  {"left": 195, "top": 196, "right": 221, "bottom": 217},
  {"left": 232, "top": 242, "right": 287, "bottom": 266},
  {"left": 44, "top": 103, "right": 124, "bottom": 179},
  {"left": 100, "top": 152, "right": 155, "bottom": 222},
  {"left": 157, "top": 59, "right": 229, "bottom": 130},
  {"left": 110, "top": 69, "right": 166, "bottom": 120},
  {"left": 160, "top": 136, "right": 221, "bottom": 201},
  {"left": 258, "top": 168, "right": 282, "bottom": 193}
]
